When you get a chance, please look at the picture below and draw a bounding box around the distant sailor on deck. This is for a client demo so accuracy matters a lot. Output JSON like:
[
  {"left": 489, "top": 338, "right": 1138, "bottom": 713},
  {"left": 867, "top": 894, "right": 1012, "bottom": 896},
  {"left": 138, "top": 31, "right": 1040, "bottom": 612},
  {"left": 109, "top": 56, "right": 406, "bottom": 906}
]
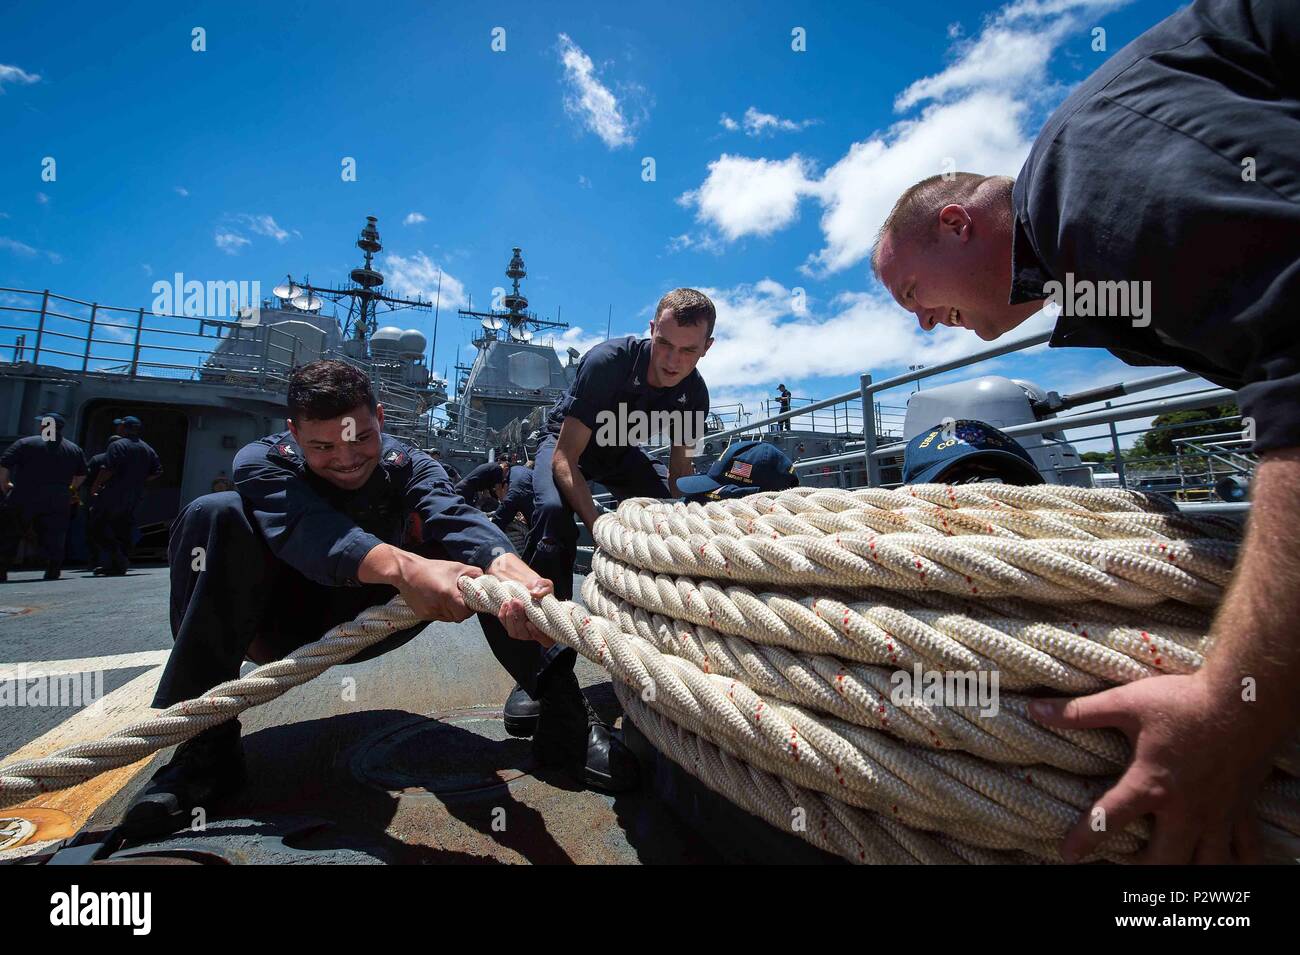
[
  {"left": 84, "top": 434, "right": 122, "bottom": 571},
  {"left": 89, "top": 415, "right": 162, "bottom": 577},
  {"left": 124, "top": 360, "right": 635, "bottom": 837},
  {"left": 0, "top": 412, "right": 87, "bottom": 582},
  {"left": 453, "top": 457, "right": 510, "bottom": 508},
  {"left": 491, "top": 461, "right": 536, "bottom": 531}
]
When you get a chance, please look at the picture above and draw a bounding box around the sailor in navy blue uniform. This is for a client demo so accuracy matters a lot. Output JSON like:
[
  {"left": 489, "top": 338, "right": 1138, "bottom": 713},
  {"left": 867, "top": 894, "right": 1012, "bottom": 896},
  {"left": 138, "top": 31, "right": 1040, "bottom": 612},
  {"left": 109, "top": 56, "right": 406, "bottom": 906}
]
[
  {"left": 491, "top": 463, "right": 536, "bottom": 530},
  {"left": 497, "top": 291, "right": 715, "bottom": 737},
  {"left": 453, "top": 458, "right": 510, "bottom": 507},
  {"left": 83, "top": 435, "right": 121, "bottom": 570},
  {"left": 527, "top": 289, "right": 715, "bottom": 603},
  {"left": 0, "top": 412, "right": 87, "bottom": 581},
  {"left": 125, "top": 360, "right": 633, "bottom": 837},
  {"left": 870, "top": 0, "right": 1300, "bottom": 865},
  {"left": 90, "top": 415, "right": 162, "bottom": 576}
]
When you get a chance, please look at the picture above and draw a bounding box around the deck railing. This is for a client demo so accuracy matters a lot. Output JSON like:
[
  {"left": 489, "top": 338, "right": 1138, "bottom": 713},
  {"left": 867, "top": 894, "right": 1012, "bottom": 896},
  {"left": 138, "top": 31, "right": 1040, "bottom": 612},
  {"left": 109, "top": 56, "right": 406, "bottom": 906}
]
[
  {"left": 643, "top": 327, "right": 1246, "bottom": 509},
  {"left": 0, "top": 287, "right": 299, "bottom": 387}
]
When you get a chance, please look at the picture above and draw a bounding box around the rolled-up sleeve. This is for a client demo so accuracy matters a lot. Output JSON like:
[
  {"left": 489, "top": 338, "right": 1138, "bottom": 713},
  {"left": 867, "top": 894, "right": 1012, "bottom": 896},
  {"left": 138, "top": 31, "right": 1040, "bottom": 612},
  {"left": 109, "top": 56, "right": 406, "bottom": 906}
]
[
  {"left": 233, "top": 444, "right": 381, "bottom": 586},
  {"left": 405, "top": 452, "right": 516, "bottom": 569}
]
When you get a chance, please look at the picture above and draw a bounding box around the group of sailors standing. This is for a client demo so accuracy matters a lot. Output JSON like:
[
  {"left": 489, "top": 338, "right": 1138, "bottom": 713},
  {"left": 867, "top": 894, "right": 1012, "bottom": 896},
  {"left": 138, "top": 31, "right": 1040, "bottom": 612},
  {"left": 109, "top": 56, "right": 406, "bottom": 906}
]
[{"left": 0, "top": 413, "right": 161, "bottom": 582}]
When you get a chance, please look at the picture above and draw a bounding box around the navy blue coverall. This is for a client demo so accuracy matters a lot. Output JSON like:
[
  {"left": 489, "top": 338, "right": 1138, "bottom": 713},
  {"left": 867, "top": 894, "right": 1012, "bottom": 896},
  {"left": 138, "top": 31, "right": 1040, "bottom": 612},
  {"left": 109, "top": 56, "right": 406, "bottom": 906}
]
[
  {"left": 84, "top": 446, "right": 113, "bottom": 567},
  {"left": 491, "top": 466, "right": 536, "bottom": 530},
  {"left": 153, "top": 431, "right": 556, "bottom": 709},
  {"left": 1010, "top": 0, "right": 1300, "bottom": 454},
  {"left": 527, "top": 335, "right": 709, "bottom": 601},
  {"left": 453, "top": 460, "right": 508, "bottom": 506},
  {"left": 94, "top": 435, "right": 162, "bottom": 574},
  {"left": 0, "top": 434, "right": 86, "bottom": 574}
]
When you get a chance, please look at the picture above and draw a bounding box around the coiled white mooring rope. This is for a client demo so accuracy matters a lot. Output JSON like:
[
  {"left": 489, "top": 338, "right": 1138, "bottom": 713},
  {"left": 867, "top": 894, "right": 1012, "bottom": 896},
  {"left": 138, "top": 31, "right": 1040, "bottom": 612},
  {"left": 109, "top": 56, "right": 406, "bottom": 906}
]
[{"left": 2, "top": 485, "right": 1297, "bottom": 864}]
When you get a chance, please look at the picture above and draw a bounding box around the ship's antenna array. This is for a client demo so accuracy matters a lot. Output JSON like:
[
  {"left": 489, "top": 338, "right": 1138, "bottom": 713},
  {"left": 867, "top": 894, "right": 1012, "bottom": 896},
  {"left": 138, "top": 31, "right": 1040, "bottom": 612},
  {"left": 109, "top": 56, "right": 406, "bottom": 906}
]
[
  {"left": 457, "top": 246, "right": 568, "bottom": 346},
  {"left": 277, "top": 216, "right": 432, "bottom": 352}
]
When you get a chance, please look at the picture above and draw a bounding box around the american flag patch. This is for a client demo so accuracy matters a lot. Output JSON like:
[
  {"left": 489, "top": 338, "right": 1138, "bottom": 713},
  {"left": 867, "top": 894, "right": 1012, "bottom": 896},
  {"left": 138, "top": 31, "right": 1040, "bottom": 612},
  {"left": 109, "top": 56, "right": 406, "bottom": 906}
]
[{"left": 726, "top": 461, "right": 753, "bottom": 481}]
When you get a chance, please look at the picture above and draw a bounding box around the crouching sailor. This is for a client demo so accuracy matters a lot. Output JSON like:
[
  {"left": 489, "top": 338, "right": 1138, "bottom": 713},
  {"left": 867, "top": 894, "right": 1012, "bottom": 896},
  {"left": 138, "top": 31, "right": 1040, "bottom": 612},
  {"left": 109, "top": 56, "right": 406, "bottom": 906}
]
[{"left": 124, "top": 360, "right": 636, "bottom": 837}]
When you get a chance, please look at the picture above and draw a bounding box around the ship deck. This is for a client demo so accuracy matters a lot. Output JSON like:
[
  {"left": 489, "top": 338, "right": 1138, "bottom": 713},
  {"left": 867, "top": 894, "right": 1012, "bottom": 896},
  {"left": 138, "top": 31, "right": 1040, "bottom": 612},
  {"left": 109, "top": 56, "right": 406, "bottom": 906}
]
[{"left": 0, "top": 567, "right": 722, "bottom": 864}]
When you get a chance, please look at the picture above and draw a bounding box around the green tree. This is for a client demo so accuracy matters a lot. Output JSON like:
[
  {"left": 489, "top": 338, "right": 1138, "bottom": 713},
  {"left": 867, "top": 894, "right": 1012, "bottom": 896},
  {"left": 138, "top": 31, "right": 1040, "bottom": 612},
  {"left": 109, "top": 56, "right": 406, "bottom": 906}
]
[{"left": 1141, "top": 403, "right": 1239, "bottom": 456}]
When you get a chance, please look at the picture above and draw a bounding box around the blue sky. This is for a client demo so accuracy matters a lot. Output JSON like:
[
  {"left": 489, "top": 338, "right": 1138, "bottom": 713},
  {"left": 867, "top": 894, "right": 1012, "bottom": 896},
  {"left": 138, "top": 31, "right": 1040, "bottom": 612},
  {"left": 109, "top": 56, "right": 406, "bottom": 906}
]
[{"left": 1, "top": 0, "right": 1198, "bottom": 448}]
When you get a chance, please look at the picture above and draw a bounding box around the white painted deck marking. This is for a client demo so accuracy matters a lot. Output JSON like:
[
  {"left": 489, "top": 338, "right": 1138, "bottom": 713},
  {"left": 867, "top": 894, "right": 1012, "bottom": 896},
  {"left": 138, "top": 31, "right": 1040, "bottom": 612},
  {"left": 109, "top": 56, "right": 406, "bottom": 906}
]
[{"left": 0, "top": 649, "right": 171, "bottom": 681}]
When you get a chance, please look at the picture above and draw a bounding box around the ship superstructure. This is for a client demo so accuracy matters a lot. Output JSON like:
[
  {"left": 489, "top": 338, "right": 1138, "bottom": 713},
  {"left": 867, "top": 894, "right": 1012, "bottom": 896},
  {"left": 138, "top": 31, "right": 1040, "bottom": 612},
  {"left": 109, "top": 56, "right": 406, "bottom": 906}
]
[
  {"left": 428, "top": 248, "right": 580, "bottom": 470},
  {"left": 0, "top": 216, "right": 446, "bottom": 555}
]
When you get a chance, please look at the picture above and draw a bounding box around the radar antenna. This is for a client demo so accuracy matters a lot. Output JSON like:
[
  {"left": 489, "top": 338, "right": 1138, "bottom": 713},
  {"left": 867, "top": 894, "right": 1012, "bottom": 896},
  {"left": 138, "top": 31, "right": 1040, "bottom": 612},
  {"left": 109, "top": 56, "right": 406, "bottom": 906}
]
[{"left": 276, "top": 216, "right": 433, "bottom": 353}]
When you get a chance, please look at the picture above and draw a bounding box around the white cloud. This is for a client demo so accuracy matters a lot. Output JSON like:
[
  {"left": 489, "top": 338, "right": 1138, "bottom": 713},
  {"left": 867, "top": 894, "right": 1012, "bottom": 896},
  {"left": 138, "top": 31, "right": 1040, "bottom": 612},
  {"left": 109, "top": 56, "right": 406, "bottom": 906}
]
[
  {"left": 0, "top": 63, "right": 40, "bottom": 91},
  {"left": 577, "top": 175, "right": 592, "bottom": 189},
  {"left": 686, "top": 277, "right": 1053, "bottom": 392},
  {"left": 383, "top": 252, "right": 468, "bottom": 309},
  {"left": 557, "top": 33, "right": 634, "bottom": 149},
  {"left": 720, "top": 106, "right": 818, "bottom": 137},
  {"left": 0, "top": 236, "right": 61, "bottom": 264},
  {"left": 678, "top": 154, "right": 817, "bottom": 242},
  {"left": 174, "top": 186, "right": 189, "bottom": 197},
  {"left": 806, "top": 91, "right": 1030, "bottom": 275},
  {"left": 679, "top": 0, "right": 1130, "bottom": 276},
  {"left": 666, "top": 231, "right": 725, "bottom": 255},
  {"left": 403, "top": 212, "right": 427, "bottom": 226},
  {"left": 553, "top": 325, "right": 608, "bottom": 365},
  {"left": 35, "top": 192, "right": 49, "bottom": 205},
  {"left": 214, "top": 231, "right": 250, "bottom": 254},
  {"left": 238, "top": 213, "right": 295, "bottom": 242}
]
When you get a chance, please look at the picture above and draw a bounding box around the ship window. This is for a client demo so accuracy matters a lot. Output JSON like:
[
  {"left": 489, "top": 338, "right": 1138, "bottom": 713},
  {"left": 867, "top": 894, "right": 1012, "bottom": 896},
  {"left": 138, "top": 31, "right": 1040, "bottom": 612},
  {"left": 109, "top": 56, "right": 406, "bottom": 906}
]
[{"left": 508, "top": 351, "right": 551, "bottom": 390}]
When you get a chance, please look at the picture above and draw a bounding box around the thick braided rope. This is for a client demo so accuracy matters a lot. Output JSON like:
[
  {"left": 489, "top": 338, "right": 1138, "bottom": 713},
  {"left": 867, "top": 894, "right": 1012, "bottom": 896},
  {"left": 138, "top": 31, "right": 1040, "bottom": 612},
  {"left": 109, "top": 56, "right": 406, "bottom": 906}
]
[
  {"left": 615, "top": 684, "right": 1044, "bottom": 864},
  {"left": 582, "top": 573, "right": 1130, "bottom": 775},
  {"left": 0, "top": 599, "right": 422, "bottom": 809},
  {"left": 618, "top": 686, "right": 1300, "bottom": 865},
  {"left": 588, "top": 551, "right": 1208, "bottom": 692},
  {"left": 634, "top": 485, "right": 1244, "bottom": 543},
  {"left": 595, "top": 499, "right": 1236, "bottom": 608},
  {"left": 451, "top": 576, "right": 1300, "bottom": 861},
  {"left": 4, "top": 569, "right": 1297, "bottom": 861}
]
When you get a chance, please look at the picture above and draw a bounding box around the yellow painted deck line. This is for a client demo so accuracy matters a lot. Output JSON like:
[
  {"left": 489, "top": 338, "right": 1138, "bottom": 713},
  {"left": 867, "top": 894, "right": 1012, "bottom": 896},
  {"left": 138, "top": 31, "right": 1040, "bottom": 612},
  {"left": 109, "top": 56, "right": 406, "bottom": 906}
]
[{"left": 1, "top": 664, "right": 165, "bottom": 840}]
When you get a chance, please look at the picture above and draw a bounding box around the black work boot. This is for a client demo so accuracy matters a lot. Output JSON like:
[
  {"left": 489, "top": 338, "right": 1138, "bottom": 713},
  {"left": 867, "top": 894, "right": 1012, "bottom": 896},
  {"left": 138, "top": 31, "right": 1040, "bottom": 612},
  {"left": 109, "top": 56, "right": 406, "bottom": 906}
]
[
  {"left": 119, "top": 719, "right": 246, "bottom": 839},
  {"left": 503, "top": 684, "right": 541, "bottom": 738},
  {"left": 43, "top": 562, "right": 62, "bottom": 581},
  {"left": 532, "top": 670, "right": 639, "bottom": 794}
]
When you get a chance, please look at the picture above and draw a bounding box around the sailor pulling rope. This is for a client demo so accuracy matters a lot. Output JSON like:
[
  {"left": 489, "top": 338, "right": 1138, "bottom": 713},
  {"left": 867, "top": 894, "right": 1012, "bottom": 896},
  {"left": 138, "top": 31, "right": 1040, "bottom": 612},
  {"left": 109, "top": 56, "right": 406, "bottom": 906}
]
[{"left": 3, "top": 485, "right": 1299, "bottom": 863}]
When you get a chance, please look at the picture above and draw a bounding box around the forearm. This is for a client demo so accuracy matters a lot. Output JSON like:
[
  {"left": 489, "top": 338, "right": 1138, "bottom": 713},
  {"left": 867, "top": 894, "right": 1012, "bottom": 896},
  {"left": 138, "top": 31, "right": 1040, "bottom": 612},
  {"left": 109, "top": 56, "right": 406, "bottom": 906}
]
[
  {"left": 0, "top": 466, "right": 10, "bottom": 492},
  {"left": 357, "top": 542, "right": 420, "bottom": 587},
  {"left": 553, "top": 449, "right": 599, "bottom": 530},
  {"left": 71, "top": 476, "right": 85, "bottom": 490},
  {"left": 1198, "top": 449, "right": 1300, "bottom": 754},
  {"left": 358, "top": 540, "right": 515, "bottom": 586},
  {"left": 668, "top": 447, "right": 693, "bottom": 497}
]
